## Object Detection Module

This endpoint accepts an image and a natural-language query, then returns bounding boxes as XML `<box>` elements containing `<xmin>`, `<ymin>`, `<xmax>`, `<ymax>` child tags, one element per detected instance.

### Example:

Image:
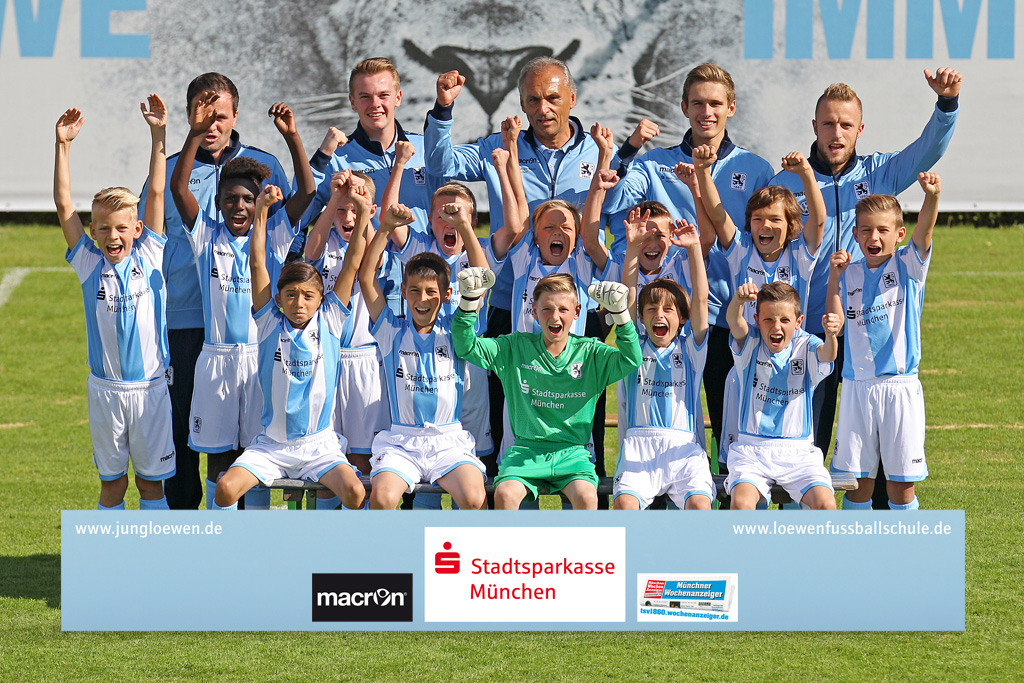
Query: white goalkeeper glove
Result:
<box><xmin>456</xmin><ymin>267</ymin><xmax>495</xmax><ymax>312</ymax></box>
<box><xmin>587</xmin><ymin>281</ymin><xmax>631</xmax><ymax>326</ymax></box>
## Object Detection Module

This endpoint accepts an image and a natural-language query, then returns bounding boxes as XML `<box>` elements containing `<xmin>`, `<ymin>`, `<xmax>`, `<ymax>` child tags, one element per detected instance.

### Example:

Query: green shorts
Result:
<box><xmin>494</xmin><ymin>443</ymin><xmax>599</xmax><ymax>502</ymax></box>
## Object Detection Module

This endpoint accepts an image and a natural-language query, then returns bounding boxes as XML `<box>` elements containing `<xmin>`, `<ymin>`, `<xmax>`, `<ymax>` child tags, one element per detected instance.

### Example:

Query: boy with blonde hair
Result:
<box><xmin>54</xmin><ymin>96</ymin><xmax>173</xmax><ymax>509</ymax></box>
<box><xmin>827</xmin><ymin>173</ymin><xmax>942</xmax><ymax>510</ymax></box>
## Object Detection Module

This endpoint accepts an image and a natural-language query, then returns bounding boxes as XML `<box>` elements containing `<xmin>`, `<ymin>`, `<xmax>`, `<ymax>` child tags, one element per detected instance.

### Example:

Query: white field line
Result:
<box><xmin>0</xmin><ymin>267</ymin><xmax>68</xmax><ymax>309</ymax></box>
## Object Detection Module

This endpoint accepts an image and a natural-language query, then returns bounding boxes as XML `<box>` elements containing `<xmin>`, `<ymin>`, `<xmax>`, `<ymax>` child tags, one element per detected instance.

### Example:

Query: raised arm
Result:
<box><xmin>672</xmin><ymin>221</ymin><xmax>709</xmax><ymax>344</ymax></box>
<box><xmin>620</xmin><ymin>206</ymin><xmax>648</xmax><ymax>324</ymax></box>
<box><xmin>334</xmin><ymin>180</ymin><xmax>373</xmax><ymax>307</ymax></box>
<box><xmin>581</xmin><ymin>122</ymin><xmax>617</xmax><ymax>273</ymax></box>
<box><xmin>380</xmin><ymin>140</ymin><xmax>416</xmax><ymax>250</ymax></box>
<box><xmin>441</xmin><ymin>201</ymin><xmax>488</xmax><ymax>269</ymax></box>
<box><xmin>818</xmin><ymin>309</ymin><xmax>842</xmax><ymax>363</ymax></box>
<box><xmin>490</xmin><ymin>117</ymin><xmax>529</xmax><ymax>259</ymax></box>
<box><xmin>250</xmin><ymin>184</ymin><xmax>285</xmax><ymax>312</ymax></box>
<box><xmin>502</xmin><ymin>115</ymin><xmax>529</xmax><ymax>230</ymax></box>
<box><xmin>171</xmin><ymin>91</ymin><xmax>219</xmax><ymax>230</ymax></box>
<box><xmin>727</xmin><ymin>282</ymin><xmax>758</xmax><ymax>344</ymax></box>
<box><xmin>780</xmin><ymin>151</ymin><xmax>825</xmax><ymax>254</ymax></box>
<box><xmin>913</xmin><ymin>172</ymin><xmax>941</xmax><ymax>259</ymax></box>
<box><xmin>691</xmin><ymin>144</ymin><xmax>738</xmax><ymax>250</ymax></box>
<box><xmin>304</xmin><ymin>171</ymin><xmax>350</xmax><ymax>261</ymax></box>
<box><xmin>673</xmin><ymin>162</ymin><xmax>715</xmax><ymax>258</ymax></box>
<box><xmin>140</xmin><ymin>94</ymin><xmax>168</xmax><ymax>235</ymax></box>
<box><xmin>268</xmin><ymin>103</ymin><xmax>316</xmax><ymax>227</ymax></box>
<box><xmin>53</xmin><ymin>108</ymin><xmax>86</xmax><ymax>249</ymax></box>
<box><xmin>825</xmin><ymin>250</ymin><xmax>849</xmax><ymax>342</ymax></box>
<box><xmin>359</xmin><ymin>203</ymin><xmax>415</xmax><ymax>324</ymax></box>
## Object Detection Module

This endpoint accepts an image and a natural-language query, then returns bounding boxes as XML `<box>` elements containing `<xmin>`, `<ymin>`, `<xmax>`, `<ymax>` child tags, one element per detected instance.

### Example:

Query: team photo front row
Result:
<box><xmin>55</xmin><ymin>56</ymin><xmax>961</xmax><ymax>513</ymax></box>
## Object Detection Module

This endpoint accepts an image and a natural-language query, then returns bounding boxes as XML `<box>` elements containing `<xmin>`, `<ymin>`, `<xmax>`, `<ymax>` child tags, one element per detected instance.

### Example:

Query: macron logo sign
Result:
<box><xmin>425</xmin><ymin>527</ymin><xmax>625</xmax><ymax>623</ymax></box>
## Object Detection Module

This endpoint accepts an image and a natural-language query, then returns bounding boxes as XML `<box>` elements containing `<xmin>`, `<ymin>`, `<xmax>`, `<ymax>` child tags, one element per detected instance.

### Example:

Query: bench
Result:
<box><xmin>264</xmin><ymin>471</ymin><xmax>858</xmax><ymax>510</ymax></box>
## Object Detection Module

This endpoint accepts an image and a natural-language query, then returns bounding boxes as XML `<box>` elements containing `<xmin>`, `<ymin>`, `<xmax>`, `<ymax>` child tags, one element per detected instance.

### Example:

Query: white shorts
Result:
<box><xmin>719</xmin><ymin>367</ymin><xmax>740</xmax><ymax>465</ymax></box>
<box><xmin>232</xmin><ymin>429</ymin><xmax>355</xmax><ymax>485</ymax></box>
<box><xmin>613</xmin><ymin>428</ymin><xmax>715</xmax><ymax>508</ymax></box>
<box><xmin>832</xmin><ymin>375</ymin><xmax>928</xmax><ymax>482</ymax></box>
<box><xmin>334</xmin><ymin>346</ymin><xmax>391</xmax><ymax>454</ymax></box>
<box><xmin>88</xmin><ymin>374</ymin><xmax>175</xmax><ymax>481</ymax></box>
<box><xmin>189</xmin><ymin>343</ymin><xmax>262</xmax><ymax>453</ymax></box>
<box><xmin>462</xmin><ymin>363</ymin><xmax>493</xmax><ymax>456</ymax></box>
<box><xmin>725</xmin><ymin>435</ymin><xmax>833</xmax><ymax>505</ymax></box>
<box><xmin>370</xmin><ymin>422</ymin><xmax>484</xmax><ymax>494</ymax></box>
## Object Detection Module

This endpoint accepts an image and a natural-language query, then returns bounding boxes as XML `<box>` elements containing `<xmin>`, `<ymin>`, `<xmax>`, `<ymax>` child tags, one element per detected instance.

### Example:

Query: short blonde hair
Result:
<box><xmin>682</xmin><ymin>63</ymin><xmax>735</xmax><ymax>104</ymax></box>
<box><xmin>92</xmin><ymin>187</ymin><xmax>139</xmax><ymax>220</ymax></box>
<box><xmin>855</xmin><ymin>194</ymin><xmax>904</xmax><ymax>229</ymax></box>
<box><xmin>532</xmin><ymin>273</ymin><xmax>577</xmax><ymax>303</ymax></box>
<box><xmin>816</xmin><ymin>83</ymin><xmax>863</xmax><ymax>118</ymax></box>
<box><xmin>531</xmin><ymin>199</ymin><xmax>582</xmax><ymax>235</ymax></box>
<box><xmin>349</xmin><ymin>57</ymin><xmax>401</xmax><ymax>93</ymax></box>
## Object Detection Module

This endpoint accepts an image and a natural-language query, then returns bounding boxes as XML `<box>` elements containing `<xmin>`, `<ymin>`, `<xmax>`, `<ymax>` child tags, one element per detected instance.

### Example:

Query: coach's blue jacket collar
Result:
<box><xmin>195</xmin><ymin>130</ymin><xmax>243</xmax><ymax>166</ymax></box>
<box><xmin>679</xmin><ymin>129</ymin><xmax>737</xmax><ymax>158</ymax></box>
<box><xmin>807</xmin><ymin>142</ymin><xmax>858</xmax><ymax>179</ymax></box>
<box><xmin>523</xmin><ymin>116</ymin><xmax>587</xmax><ymax>152</ymax></box>
<box><xmin>350</xmin><ymin>120</ymin><xmax>412</xmax><ymax>157</ymax></box>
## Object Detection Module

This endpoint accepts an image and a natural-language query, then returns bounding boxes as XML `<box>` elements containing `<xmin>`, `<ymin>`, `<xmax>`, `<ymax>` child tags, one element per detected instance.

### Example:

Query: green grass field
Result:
<box><xmin>1</xmin><ymin>224</ymin><xmax>1022</xmax><ymax>682</ymax></box>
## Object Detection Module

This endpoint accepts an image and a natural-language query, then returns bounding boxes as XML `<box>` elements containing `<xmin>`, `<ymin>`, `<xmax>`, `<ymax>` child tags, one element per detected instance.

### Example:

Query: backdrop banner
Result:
<box><xmin>62</xmin><ymin>509</ymin><xmax>965</xmax><ymax>631</ymax></box>
<box><xmin>0</xmin><ymin>1</ymin><xmax>1018</xmax><ymax>212</ymax></box>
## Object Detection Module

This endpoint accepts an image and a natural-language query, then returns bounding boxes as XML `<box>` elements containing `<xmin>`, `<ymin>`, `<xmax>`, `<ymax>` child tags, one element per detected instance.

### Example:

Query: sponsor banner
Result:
<box><xmin>0</xmin><ymin>1</ymin><xmax>1019</xmax><ymax>212</ymax></box>
<box><xmin>61</xmin><ymin>510</ymin><xmax>964</xmax><ymax>631</ymax></box>
<box><xmin>424</xmin><ymin>527</ymin><xmax>625</xmax><ymax>622</ymax></box>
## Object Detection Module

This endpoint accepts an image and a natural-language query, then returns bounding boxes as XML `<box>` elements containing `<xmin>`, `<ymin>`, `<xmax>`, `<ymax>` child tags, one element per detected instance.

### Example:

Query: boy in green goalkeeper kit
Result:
<box><xmin>452</xmin><ymin>271</ymin><xmax>641</xmax><ymax>509</ymax></box>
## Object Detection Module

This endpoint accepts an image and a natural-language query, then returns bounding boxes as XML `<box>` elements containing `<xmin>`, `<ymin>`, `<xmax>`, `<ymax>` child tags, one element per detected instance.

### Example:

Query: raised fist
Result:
<box><xmin>436</xmin><ymin>71</ymin><xmax>466</xmax><ymax>107</ymax></box>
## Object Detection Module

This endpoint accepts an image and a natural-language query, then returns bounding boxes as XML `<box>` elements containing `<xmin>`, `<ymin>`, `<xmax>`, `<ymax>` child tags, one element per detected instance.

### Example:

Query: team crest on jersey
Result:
<box><xmin>192</xmin><ymin>417</ymin><xmax>202</xmax><ymax>433</ymax></box>
<box><xmin>309</xmin><ymin>330</ymin><xmax>320</xmax><ymax>343</ymax></box>
<box><xmin>579</xmin><ymin>161</ymin><xmax>595</xmax><ymax>179</ymax></box>
<box><xmin>130</xmin><ymin>265</ymin><xmax>143</xmax><ymax>280</ymax></box>
<box><xmin>794</xmin><ymin>192</ymin><xmax>809</xmax><ymax>216</ymax></box>
<box><xmin>165</xmin><ymin>366</ymin><xmax>174</xmax><ymax>385</ymax></box>
<box><xmin>96</xmin><ymin>286</ymin><xmax>106</xmax><ymax>300</ymax></box>
<box><xmin>672</xmin><ymin>353</ymin><xmax>684</xmax><ymax>368</ymax></box>
<box><xmin>412</xmin><ymin>167</ymin><xmax>427</xmax><ymax>185</ymax></box>
<box><xmin>776</xmin><ymin>266</ymin><xmax>791</xmax><ymax>282</ymax></box>
<box><xmin>882</xmin><ymin>272</ymin><xmax>898</xmax><ymax>289</ymax></box>
<box><xmin>791</xmin><ymin>358</ymin><xmax>805</xmax><ymax>375</ymax></box>
<box><xmin>435</xmin><ymin>345</ymin><xmax>449</xmax><ymax>360</ymax></box>
<box><xmin>570</xmin><ymin>362</ymin><xmax>583</xmax><ymax>378</ymax></box>
<box><xmin>730</xmin><ymin>172</ymin><xmax>746</xmax><ymax>190</ymax></box>
<box><xmin>854</xmin><ymin>181</ymin><xmax>870</xmax><ymax>199</ymax></box>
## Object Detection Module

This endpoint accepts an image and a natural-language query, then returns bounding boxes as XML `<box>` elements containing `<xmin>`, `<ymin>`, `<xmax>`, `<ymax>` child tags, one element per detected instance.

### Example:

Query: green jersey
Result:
<box><xmin>453</xmin><ymin>310</ymin><xmax>642</xmax><ymax>450</ymax></box>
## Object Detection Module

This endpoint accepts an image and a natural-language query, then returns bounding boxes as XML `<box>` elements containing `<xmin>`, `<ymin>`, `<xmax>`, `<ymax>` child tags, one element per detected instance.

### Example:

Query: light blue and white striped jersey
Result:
<box><xmin>186</xmin><ymin>211</ymin><xmax>297</xmax><ymax>346</ymax></box>
<box><xmin>373</xmin><ymin>307</ymin><xmax>464</xmax><ymax>428</ymax></box>
<box><xmin>504</xmin><ymin>229</ymin><xmax>594</xmax><ymax>335</ymax></box>
<box><xmin>839</xmin><ymin>245</ymin><xmax>930</xmax><ymax>381</ymax></box>
<box><xmin>720</xmin><ymin>232</ymin><xmax>818</xmax><ymax>328</ymax></box>
<box><xmin>67</xmin><ymin>229</ymin><xmax>169</xmax><ymax>382</ymax></box>
<box><xmin>394</xmin><ymin>229</ymin><xmax>499</xmax><ymax>336</ymax></box>
<box><xmin>623</xmin><ymin>328</ymin><xmax>707</xmax><ymax>434</ymax></box>
<box><xmin>601</xmin><ymin>249</ymin><xmax>695</xmax><ymax>296</ymax></box>
<box><xmin>309</xmin><ymin>227</ymin><xmax>396</xmax><ymax>349</ymax></box>
<box><xmin>254</xmin><ymin>293</ymin><xmax>350</xmax><ymax>442</ymax></box>
<box><xmin>731</xmin><ymin>329</ymin><xmax>831</xmax><ymax>440</ymax></box>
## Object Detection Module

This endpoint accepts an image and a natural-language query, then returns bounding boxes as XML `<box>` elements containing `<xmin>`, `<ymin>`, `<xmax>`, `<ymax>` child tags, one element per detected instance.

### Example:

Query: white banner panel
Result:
<box><xmin>0</xmin><ymin>0</ymin><xmax>1018</xmax><ymax>211</ymax></box>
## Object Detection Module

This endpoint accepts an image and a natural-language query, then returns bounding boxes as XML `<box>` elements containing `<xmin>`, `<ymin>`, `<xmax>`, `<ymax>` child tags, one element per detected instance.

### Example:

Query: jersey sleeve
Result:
<box><xmin>804</xmin><ymin>334</ymin><xmax>832</xmax><ymax>387</ymax></box>
<box><xmin>721</xmin><ymin>229</ymin><xmax>751</xmax><ymax>279</ymax></box>
<box><xmin>394</xmin><ymin>230</ymin><xmax>432</xmax><ymax>264</ymax></box>
<box><xmin>451</xmin><ymin>308</ymin><xmax>505</xmax><ymax>371</ymax></box>
<box><xmin>872</xmin><ymin>101</ymin><xmax>958</xmax><ymax>195</ymax></box>
<box><xmin>423</xmin><ymin>110</ymin><xmax>489</xmax><ymax>182</ymax></box>
<box><xmin>254</xmin><ymin>298</ymin><xmax>284</xmax><ymax>341</ymax></box>
<box><xmin>683</xmin><ymin>322</ymin><xmax>709</xmax><ymax>379</ymax></box>
<box><xmin>134</xmin><ymin>227</ymin><xmax>168</xmax><ymax>270</ymax></box>
<box><xmin>266</xmin><ymin>209</ymin><xmax>301</xmax><ymax>263</ymax></box>
<box><xmin>66</xmin><ymin>233</ymin><xmax>102</xmax><ymax>284</ymax></box>
<box><xmin>593</xmin><ymin>319</ymin><xmax>643</xmax><ymax>385</ymax></box>
<box><xmin>320</xmin><ymin>291</ymin><xmax>353</xmax><ymax>337</ymax></box>
<box><xmin>370</xmin><ymin>305</ymin><xmax>401</xmax><ymax>357</ymax></box>
<box><xmin>730</xmin><ymin>329</ymin><xmax>759</xmax><ymax>369</ymax></box>
<box><xmin>898</xmin><ymin>242</ymin><xmax>931</xmax><ymax>282</ymax></box>
<box><xmin>185</xmin><ymin>212</ymin><xmax>216</xmax><ymax>258</ymax></box>
<box><xmin>602</xmin><ymin>155</ymin><xmax>652</xmax><ymax>214</ymax></box>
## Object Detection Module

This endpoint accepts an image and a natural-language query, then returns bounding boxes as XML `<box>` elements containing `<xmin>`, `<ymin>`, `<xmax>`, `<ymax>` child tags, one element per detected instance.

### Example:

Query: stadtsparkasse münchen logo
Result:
<box><xmin>311</xmin><ymin>573</ymin><xmax>412</xmax><ymax>622</ymax></box>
